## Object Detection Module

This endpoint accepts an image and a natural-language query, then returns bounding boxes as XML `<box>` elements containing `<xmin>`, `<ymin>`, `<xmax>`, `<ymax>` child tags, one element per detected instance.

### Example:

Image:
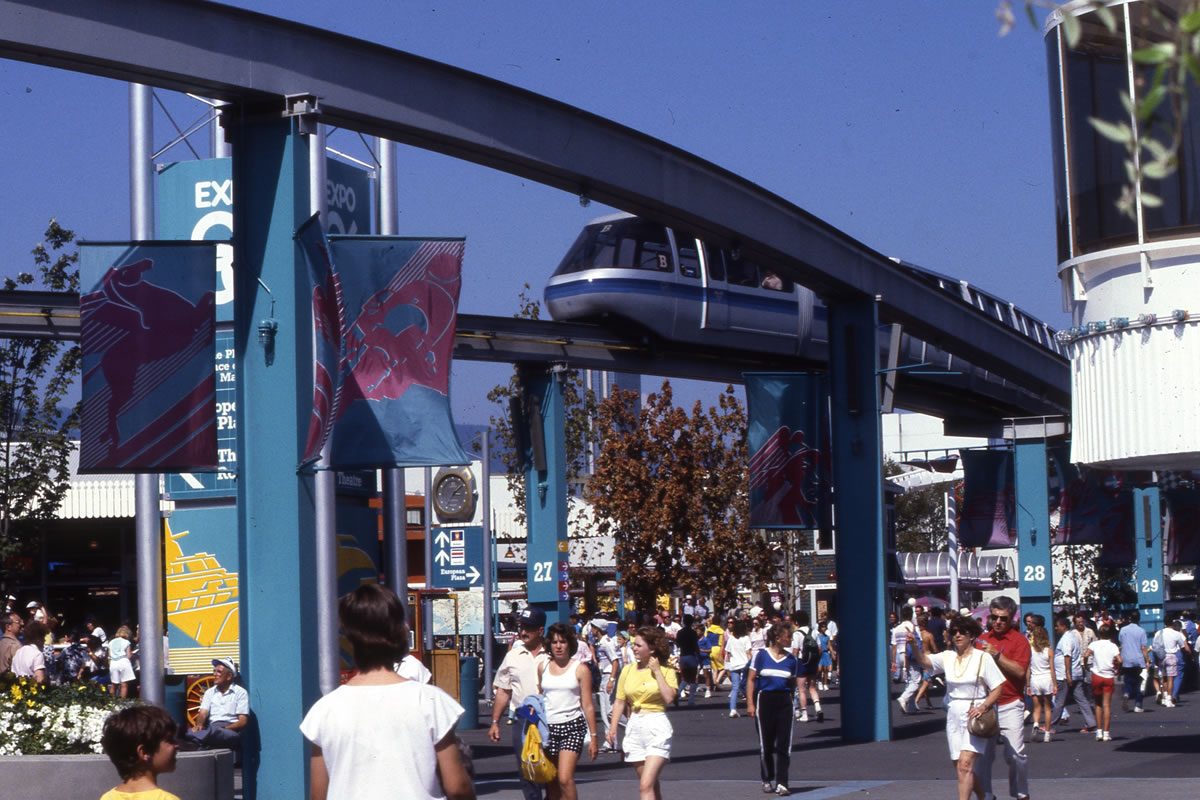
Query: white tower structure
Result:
<box><xmin>1046</xmin><ymin>1</ymin><xmax>1200</xmax><ymax>469</ymax></box>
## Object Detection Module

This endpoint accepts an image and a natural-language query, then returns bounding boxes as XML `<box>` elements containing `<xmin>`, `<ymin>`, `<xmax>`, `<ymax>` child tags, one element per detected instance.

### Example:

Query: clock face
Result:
<box><xmin>436</xmin><ymin>474</ymin><xmax>469</xmax><ymax>514</ymax></box>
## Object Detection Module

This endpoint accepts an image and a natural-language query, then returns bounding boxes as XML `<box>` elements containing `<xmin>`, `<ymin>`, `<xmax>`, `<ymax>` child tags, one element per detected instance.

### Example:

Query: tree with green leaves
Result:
<box><xmin>885</xmin><ymin>460</ymin><xmax>952</xmax><ymax>553</ymax></box>
<box><xmin>0</xmin><ymin>221</ymin><xmax>81</xmax><ymax>594</ymax></box>
<box><xmin>588</xmin><ymin>381</ymin><xmax>774</xmax><ymax>612</ymax></box>
<box><xmin>1002</xmin><ymin>0</ymin><xmax>1200</xmax><ymax>217</ymax></box>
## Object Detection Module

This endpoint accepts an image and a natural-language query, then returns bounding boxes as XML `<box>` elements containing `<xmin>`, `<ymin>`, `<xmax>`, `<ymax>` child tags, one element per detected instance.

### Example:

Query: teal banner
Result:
<box><xmin>745</xmin><ymin>372</ymin><xmax>826</xmax><ymax>529</ymax></box>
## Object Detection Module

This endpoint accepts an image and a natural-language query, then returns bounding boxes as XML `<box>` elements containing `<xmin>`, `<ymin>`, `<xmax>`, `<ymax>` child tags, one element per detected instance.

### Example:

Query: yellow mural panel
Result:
<box><xmin>164</xmin><ymin>520</ymin><xmax>240</xmax><ymax>648</ymax></box>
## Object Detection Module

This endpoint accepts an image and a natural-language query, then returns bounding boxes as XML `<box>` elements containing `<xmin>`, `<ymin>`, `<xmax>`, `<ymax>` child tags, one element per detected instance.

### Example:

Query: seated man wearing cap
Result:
<box><xmin>184</xmin><ymin>657</ymin><xmax>249</xmax><ymax>754</ymax></box>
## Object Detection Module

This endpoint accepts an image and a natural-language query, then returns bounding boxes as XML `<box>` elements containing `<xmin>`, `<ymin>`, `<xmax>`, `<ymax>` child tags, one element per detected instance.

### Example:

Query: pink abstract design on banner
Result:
<box><xmin>80</xmin><ymin>256</ymin><xmax>216</xmax><ymax>471</ymax></box>
<box><xmin>337</xmin><ymin>242</ymin><xmax>462</xmax><ymax>414</ymax></box>
<box><xmin>749</xmin><ymin>425</ymin><xmax>821</xmax><ymax>527</ymax></box>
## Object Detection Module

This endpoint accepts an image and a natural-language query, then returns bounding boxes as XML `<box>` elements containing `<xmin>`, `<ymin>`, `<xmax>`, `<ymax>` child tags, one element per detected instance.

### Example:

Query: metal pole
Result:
<box><xmin>310</xmin><ymin>124</ymin><xmax>339</xmax><ymax>696</ymax></box>
<box><xmin>481</xmin><ymin>431</ymin><xmax>494</xmax><ymax>701</ymax></box>
<box><xmin>946</xmin><ymin>488</ymin><xmax>959</xmax><ymax>611</ymax></box>
<box><xmin>130</xmin><ymin>82</ymin><xmax>164</xmax><ymax>707</ymax></box>
<box><xmin>423</xmin><ymin>466</ymin><xmax>434</xmax><ymax>651</ymax></box>
<box><xmin>377</xmin><ymin>137</ymin><xmax>408</xmax><ymax>615</ymax></box>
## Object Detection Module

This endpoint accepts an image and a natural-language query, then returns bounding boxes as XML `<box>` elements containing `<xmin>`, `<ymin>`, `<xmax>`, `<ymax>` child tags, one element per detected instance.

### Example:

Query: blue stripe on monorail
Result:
<box><xmin>545</xmin><ymin>276</ymin><xmax>811</xmax><ymax>316</ymax></box>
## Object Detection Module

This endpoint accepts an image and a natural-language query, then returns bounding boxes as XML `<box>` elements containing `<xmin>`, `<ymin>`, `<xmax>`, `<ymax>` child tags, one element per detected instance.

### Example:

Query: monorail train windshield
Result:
<box><xmin>553</xmin><ymin>218</ymin><xmax>674</xmax><ymax>276</ymax></box>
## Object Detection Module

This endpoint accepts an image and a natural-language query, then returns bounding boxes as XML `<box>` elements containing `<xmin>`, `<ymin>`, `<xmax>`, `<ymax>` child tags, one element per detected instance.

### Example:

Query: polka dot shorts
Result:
<box><xmin>544</xmin><ymin>715</ymin><xmax>587</xmax><ymax>756</ymax></box>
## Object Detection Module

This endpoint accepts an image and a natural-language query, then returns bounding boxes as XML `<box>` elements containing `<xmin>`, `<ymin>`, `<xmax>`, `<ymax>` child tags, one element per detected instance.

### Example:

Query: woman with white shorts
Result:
<box><xmin>607</xmin><ymin>626</ymin><xmax>677</xmax><ymax>800</ymax></box>
<box><xmin>106</xmin><ymin>625</ymin><xmax>137</xmax><ymax>698</ymax></box>
<box><xmin>912</xmin><ymin>615</ymin><xmax>1005</xmax><ymax>800</ymax></box>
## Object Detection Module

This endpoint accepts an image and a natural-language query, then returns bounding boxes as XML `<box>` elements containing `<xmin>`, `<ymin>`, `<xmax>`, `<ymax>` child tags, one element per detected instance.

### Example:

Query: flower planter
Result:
<box><xmin>0</xmin><ymin>749</ymin><xmax>233</xmax><ymax>800</ymax></box>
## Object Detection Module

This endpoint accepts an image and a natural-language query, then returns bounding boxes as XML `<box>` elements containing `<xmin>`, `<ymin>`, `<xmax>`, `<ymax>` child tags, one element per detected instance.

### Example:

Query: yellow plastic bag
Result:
<box><xmin>519</xmin><ymin>723</ymin><xmax>557</xmax><ymax>785</ymax></box>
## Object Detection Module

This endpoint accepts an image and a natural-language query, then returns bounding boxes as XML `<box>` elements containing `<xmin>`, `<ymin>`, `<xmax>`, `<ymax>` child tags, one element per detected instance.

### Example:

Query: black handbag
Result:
<box><xmin>966</xmin><ymin>654</ymin><xmax>999</xmax><ymax>737</ymax></box>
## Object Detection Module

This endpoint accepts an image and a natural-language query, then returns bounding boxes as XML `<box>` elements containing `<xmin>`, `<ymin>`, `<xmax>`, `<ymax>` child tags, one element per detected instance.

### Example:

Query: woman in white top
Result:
<box><xmin>1083</xmin><ymin>624</ymin><xmax>1121</xmax><ymax>742</ymax></box>
<box><xmin>106</xmin><ymin>625</ymin><xmax>136</xmax><ymax>698</ymax></box>
<box><xmin>724</xmin><ymin>619</ymin><xmax>752</xmax><ymax>717</ymax></box>
<box><xmin>1025</xmin><ymin>624</ymin><xmax>1056</xmax><ymax>741</ymax></box>
<box><xmin>11</xmin><ymin>620</ymin><xmax>48</xmax><ymax>684</ymax></box>
<box><xmin>538</xmin><ymin>622</ymin><xmax>598</xmax><ymax>800</ymax></box>
<box><xmin>911</xmin><ymin>615</ymin><xmax>1005</xmax><ymax>800</ymax></box>
<box><xmin>300</xmin><ymin>584</ymin><xmax>473</xmax><ymax>800</ymax></box>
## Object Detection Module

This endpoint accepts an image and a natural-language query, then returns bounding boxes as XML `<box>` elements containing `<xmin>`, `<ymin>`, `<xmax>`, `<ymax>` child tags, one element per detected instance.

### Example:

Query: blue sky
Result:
<box><xmin>0</xmin><ymin>2</ymin><xmax>1058</xmax><ymax>424</ymax></box>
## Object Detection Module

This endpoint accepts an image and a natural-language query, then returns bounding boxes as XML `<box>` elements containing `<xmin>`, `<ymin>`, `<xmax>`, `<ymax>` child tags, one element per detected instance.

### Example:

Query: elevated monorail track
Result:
<box><xmin>0</xmin><ymin>290</ymin><xmax>1057</xmax><ymax>425</ymax></box>
<box><xmin>0</xmin><ymin>0</ymin><xmax>1068</xmax><ymax>414</ymax></box>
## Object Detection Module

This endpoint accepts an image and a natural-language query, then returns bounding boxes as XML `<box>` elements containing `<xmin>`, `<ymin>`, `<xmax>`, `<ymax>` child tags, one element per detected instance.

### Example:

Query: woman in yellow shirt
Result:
<box><xmin>606</xmin><ymin>627</ymin><xmax>678</xmax><ymax>800</ymax></box>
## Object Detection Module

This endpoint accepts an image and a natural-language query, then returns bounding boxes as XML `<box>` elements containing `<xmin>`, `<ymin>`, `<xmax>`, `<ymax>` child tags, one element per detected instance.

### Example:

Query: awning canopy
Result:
<box><xmin>894</xmin><ymin>551</ymin><xmax>1015</xmax><ymax>589</ymax></box>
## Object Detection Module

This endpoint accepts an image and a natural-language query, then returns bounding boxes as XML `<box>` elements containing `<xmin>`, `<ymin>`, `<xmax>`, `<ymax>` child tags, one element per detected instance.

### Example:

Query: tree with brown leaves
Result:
<box><xmin>588</xmin><ymin>380</ymin><xmax>774</xmax><ymax>612</ymax></box>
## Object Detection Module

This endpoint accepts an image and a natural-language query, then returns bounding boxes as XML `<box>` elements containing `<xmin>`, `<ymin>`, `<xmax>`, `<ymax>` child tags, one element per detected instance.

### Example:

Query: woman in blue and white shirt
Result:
<box><xmin>746</xmin><ymin>623</ymin><xmax>798</xmax><ymax>796</ymax></box>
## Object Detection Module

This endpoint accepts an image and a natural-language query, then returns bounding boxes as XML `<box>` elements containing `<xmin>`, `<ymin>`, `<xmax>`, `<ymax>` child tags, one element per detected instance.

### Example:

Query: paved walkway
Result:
<box><xmin>460</xmin><ymin>684</ymin><xmax>1200</xmax><ymax>799</ymax></box>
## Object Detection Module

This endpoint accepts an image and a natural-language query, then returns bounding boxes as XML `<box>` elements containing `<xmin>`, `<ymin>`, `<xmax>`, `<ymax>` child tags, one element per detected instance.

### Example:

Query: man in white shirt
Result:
<box><xmin>890</xmin><ymin>606</ymin><xmax>919</xmax><ymax>714</ymax></box>
<box><xmin>185</xmin><ymin>657</ymin><xmax>250</xmax><ymax>755</ymax></box>
<box><xmin>1050</xmin><ymin>614</ymin><xmax>1096</xmax><ymax>731</ymax></box>
<box><xmin>488</xmin><ymin>606</ymin><xmax>549</xmax><ymax>800</ymax></box>
<box><xmin>1162</xmin><ymin>619</ymin><xmax>1193</xmax><ymax>706</ymax></box>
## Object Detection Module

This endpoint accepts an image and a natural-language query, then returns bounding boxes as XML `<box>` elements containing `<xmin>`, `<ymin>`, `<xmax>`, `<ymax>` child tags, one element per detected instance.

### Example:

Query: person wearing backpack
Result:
<box><xmin>789</xmin><ymin>610</ymin><xmax>823</xmax><ymax>722</ymax></box>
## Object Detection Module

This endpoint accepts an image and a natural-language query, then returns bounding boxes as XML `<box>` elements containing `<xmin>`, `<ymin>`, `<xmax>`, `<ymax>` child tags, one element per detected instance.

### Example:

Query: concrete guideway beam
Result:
<box><xmin>0</xmin><ymin>0</ymin><xmax>1067</xmax><ymax>408</ymax></box>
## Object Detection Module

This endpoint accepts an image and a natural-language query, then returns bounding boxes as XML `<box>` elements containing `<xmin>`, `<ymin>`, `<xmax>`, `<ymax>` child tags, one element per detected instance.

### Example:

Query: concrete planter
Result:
<box><xmin>0</xmin><ymin>749</ymin><xmax>234</xmax><ymax>800</ymax></box>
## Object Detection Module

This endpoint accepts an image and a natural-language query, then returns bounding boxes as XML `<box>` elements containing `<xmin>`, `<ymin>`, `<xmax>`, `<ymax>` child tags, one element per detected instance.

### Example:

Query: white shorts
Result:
<box><xmin>1028</xmin><ymin>673</ymin><xmax>1054</xmax><ymax>696</ymax></box>
<box><xmin>109</xmin><ymin>657</ymin><xmax>136</xmax><ymax>684</ymax></box>
<box><xmin>623</xmin><ymin>711</ymin><xmax>672</xmax><ymax>762</ymax></box>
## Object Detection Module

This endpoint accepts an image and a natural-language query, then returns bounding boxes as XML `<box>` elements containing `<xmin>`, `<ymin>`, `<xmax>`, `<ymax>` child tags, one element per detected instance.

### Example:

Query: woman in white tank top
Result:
<box><xmin>539</xmin><ymin>622</ymin><xmax>598</xmax><ymax>800</ymax></box>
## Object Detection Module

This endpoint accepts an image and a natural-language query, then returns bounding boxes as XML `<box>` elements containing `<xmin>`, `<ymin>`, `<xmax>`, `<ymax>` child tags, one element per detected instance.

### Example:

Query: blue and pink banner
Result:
<box><xmin>79</xmin><ymin>242</ymin><xmax>217</xmax><ymax>472</ymax></box>
<box><xmin>296</xmin><ymin>215</ymin><xmax>345</xmax><ymax>465</ymax></box>
<box><xmin>297</xmin><ymin>230</ymin><xmax>469</xmax><ymax>469</ymax></box>
<box><xmin>959</xmin><ymin>450</ymin><xmax>1014</xmax><ymax>547</ymax></box>
<box><xmin>1057</xmin><ymin>467</ymin><xmax>1133</xmax><ymax>546</ymax></box>
<box><xmin>745</xmin><ymin>372</ymin><xmax>826</xmax><ymax>529</ymax></box>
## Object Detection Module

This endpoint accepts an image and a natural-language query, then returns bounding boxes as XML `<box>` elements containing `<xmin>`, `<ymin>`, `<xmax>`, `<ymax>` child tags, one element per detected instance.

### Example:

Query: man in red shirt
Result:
<box><xmin>975</xmin><ymin>595</ymin><xmax>1032</xmax><ymax>800</ymax></box>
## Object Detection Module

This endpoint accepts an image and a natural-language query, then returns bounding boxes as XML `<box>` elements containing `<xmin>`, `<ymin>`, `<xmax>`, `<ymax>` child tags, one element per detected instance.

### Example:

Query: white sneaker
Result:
<box><xmin>729</xmin><ymin>709</ymin><xmax>739</xmax><ymax>718</ymax></box>
<box><xmin>794</xmin><ymin>710</ymin><xmax>802</xmax><ymax>721</ymax></box>
<box><xmin>704</xmin><ymin>688</ymin><xmax>712</xmax><ymax>699</ymax></box>
<box><xmin>1043</xmin><ymin>730</ymin><xmax>1051</xmax><ymax>743</ymax></box>
<box><xmin>799</xmin><ymin>711</ymin><xmax>809</xmax><ymax>722</ymax></box>
<box><xmin>1102</xmin><ymin>730</ymin><xmax>1112</xmax><ymax>741</ymax></box>
<box><xmin>1095</xmin><ymin>730</ymin><xmax>1103</xmax><ymax>741</ymax></box>
<box><xmin>1133</xmin><ymin>706</ymin><xmax>1144</xmax><ymax>713</ymax></box>
<box><xmin>1061</xmin><ymin>712</ymin><xmax>1071</xmax><ymax>722</ymax></box>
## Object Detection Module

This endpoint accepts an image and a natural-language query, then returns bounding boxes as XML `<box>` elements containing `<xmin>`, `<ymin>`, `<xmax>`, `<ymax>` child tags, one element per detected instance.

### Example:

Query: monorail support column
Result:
<box><xmin>827</xmin><ymin>296</ymin><xmax>889</xmax><ymax>743</ymax></box>
<box><xmin>1133</xmin><ymin>486</ymin><xmax>1164</xmax><ymax>632</ymax></box>
<box><xmin>230</xmin><ymin>106</ymin><xmax>320</xmax><ymax>800</ymax></box>
<box><xmin>519</xmin><ymin>363</ymin><xmax>570</xmax><ymax>628</ymax></box>
<box><xmin>1009</xmin><ymin>418</ymin><xmax>1062</xmax><ymax>637</ymax></box>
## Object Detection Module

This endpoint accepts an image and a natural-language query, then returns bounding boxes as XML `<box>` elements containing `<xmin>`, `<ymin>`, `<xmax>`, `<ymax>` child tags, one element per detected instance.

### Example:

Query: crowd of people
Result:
<box><xmin>0</xmin><ymin>596</ymin><xmax>144</xmax><ymax>695</ymax></box>
<box><xmin>896</xmin><ymin>597</ymin><xmax>1198</xmax><ymax>800</ymax></box>
<box><xmin>490</xmin><ymin>600</ymin><xmax>841</xmax><ymax>799</ymax></box>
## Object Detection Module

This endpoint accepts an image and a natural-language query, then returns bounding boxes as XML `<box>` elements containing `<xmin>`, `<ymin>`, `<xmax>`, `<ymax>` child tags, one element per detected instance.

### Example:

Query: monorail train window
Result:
<box><xmin>674</xmin><ymin>231</ymin><xmax>701</xmax><ymax>278</ymax></box>
<box><xmin>552</xmin><ymin>218</ymin><xmax>674</xmax><ymax>275</ymax></box>
<box><xmin>725</xmin><ymin>254</ymin><xmax>757</xmax><ymax>287</ymax></box>
<box><xmin>702</xmin><ymin>244</ymin><xmax>726</xmax><ymax>281</ymax></box>
<box><xmin>757</xmin><ymin>267</ymin><xmax>793</xmax><ymax>293</ymax></box>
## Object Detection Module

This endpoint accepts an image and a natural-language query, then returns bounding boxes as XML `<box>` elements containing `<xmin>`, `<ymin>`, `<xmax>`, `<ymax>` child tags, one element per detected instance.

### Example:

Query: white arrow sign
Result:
<box><xmin>434</xmin><ymin>550</ymin><xmax>450</xmax><ymax>565</ymax></box>
<box><xmin>435</xmin><ymin>530</ymin><xmax>451</xmax><ymax>547</ymax></box>
<box><xmin>466</xmin><ymin>566</ymin><xmax>480</xmax><ymax>584</ymax></box>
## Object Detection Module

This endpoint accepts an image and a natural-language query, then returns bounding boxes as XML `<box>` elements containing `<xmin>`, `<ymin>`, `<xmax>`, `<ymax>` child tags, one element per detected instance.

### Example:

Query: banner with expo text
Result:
<box><xmin>78</xmin><ymin>242</ymin><xmax>217</xmax><ymax>472</ymax></box>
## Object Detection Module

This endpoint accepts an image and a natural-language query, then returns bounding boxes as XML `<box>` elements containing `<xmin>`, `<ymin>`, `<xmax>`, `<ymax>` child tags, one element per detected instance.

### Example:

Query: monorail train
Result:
<box><xmin>544</xmin><ymin>213</ymin><xmax>1065</xmax><ymax>415</ymax></box>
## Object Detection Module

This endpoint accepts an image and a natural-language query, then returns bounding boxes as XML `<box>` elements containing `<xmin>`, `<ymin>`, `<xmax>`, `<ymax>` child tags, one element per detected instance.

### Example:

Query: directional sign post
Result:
<box><xmin>431</xmin><ymin>525</ymin><xmax>485</xmax><ymax>589</ymax></box>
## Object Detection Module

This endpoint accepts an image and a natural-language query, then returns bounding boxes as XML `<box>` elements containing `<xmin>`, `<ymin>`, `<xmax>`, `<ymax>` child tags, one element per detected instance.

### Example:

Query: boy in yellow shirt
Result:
<box><xmin>99</xmin><ymin>705</ymin><xmax>182</xmax><ymax>800</ymax></box>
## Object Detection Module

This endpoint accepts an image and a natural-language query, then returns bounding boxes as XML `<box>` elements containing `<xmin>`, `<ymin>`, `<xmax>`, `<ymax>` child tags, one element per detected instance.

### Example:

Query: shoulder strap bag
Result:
<box><xmin>966</xmin><ymin>652</ymin><xmax>999</xmax><ymax>738</ymax></box>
